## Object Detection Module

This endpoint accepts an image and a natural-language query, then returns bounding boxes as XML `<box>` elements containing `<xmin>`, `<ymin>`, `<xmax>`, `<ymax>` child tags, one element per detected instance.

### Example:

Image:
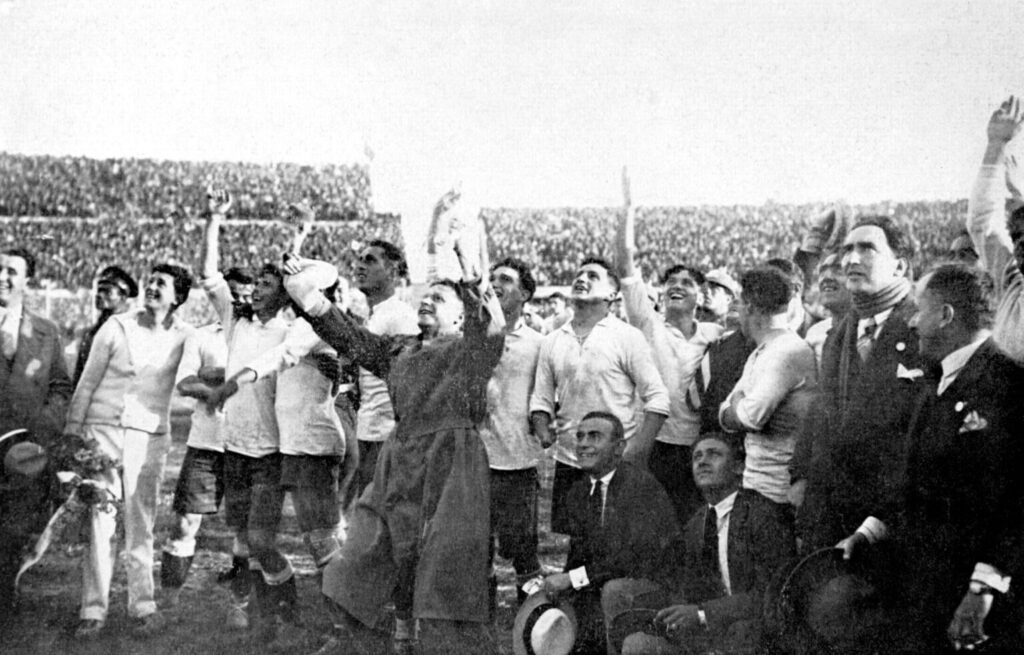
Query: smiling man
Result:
<box><xmin>615</xmin><ymin>200</ymin><xmax>723</xmax><ymax>524</ymax></box>
<box><xmin>614</xmin><ymin>432</ymin><xmax>795</xmax><ymax>655</ymax></box>
<box><xmin>793</xmin><ymin>215</ymin><xmax>925</xmax><ymax>555</ymax></box>
<box><xmin>539</xmin><ymin>411</ymin><xmax>680</xmax><ymax>654</ymax></box>
<box><xmin>530</xmin><ymin>256</ymin><xmax>669</xmax><ymax>535</ymax></box>
<box><xmin>349</xmin><ymin>240</ymin><xmax>418</xmax><ymax>499</ymax></box>
<box><xmin>803</xmin><ymin>252</ymin><xmax>851</xmax><ymax>367</ymax></box>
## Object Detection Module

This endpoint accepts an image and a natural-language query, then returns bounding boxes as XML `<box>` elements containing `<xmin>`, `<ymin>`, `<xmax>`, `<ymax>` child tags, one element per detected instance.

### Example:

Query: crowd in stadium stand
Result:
<box><xmin>0</xmin><ymin>152</ymin><xmax>371</xmax><ymax>221</ymax></box>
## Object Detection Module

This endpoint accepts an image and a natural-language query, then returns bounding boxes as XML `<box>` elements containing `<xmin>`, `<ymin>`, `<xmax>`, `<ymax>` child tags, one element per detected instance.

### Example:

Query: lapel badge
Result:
<box><xmin>895</xmin><ymin>342</ymin><xmax>906</xmax><ymax>352</ymax></box>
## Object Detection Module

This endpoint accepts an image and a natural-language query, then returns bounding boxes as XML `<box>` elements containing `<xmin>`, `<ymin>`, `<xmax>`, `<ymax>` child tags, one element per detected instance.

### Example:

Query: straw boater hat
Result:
<box><xmin>1</xmin><ymin>429</ymin><xmax>48</xmax><ymax>479</ymax></box>
<box><xmin>512</xmin><ymin>591</ymin><xmax>578</xmax><ymax>655</ymax></box>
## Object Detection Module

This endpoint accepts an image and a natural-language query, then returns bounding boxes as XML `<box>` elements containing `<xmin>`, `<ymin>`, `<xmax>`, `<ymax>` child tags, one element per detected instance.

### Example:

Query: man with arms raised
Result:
<box><xmin>530</xmin><ymin>256</ymin><xmax>669</xmax><ymax>534</ymax></box>
<box><xmin>614</xmin><ymin>175</ymin><xmax>723</xmax><ymax>523</ymax></box>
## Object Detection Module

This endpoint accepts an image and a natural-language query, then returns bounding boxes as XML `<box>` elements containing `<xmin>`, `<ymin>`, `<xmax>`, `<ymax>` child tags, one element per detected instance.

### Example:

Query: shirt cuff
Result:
<box><xmin>855</xmin><ymin>516</ymin><xmax>888</xmax><ymax>544</ymax></box>
<box><xmin>568</xmin><ymin>567</ymin><xmax>590</xmax><ymax>590</ymax></box>
<box><xmin>972</xmin><ymin>563</ymin><xmax>1011</xmax><ymax>594</ymax></box>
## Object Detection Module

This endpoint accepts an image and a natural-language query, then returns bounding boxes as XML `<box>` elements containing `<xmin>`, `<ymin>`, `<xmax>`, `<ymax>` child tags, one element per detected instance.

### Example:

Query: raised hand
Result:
<box><xmin>206</xmin><ymin>187</ymin><xmax>233</xmax><ymax>218</ymax></box>
<box><xmin>987</xmin><ymin>96</ymin><xmax>1023</xmax><ymax>146</ymax></box>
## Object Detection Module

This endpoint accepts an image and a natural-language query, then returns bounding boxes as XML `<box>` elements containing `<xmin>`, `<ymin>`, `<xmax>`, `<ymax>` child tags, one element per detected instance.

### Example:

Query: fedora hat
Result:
<box><xmin>513</xmin><ymin>591</ymin><xmax>578</xmax><ymax>655</ymax></box>
<box><xmin>763</xmin><ymin>546</ymin><xmax>892</xmax><ymax>655</ymax></box>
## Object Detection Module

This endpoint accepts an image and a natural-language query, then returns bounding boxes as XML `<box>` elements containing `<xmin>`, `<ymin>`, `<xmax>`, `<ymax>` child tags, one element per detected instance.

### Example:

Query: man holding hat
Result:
<box><xmin>537</xmin><ymin>411</ymin><xmax>680</xmax><ymax>654</ymax></box>
<box><xmin>611</xmin><ymin>432</ymin><xmax>795</xmax><ymax>655</ymax></box>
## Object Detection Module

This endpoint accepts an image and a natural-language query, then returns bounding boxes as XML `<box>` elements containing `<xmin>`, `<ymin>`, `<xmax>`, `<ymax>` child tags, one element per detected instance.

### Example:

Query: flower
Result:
<box><xmin>959</xmin><ymin>410</ymin><xmax>989</xmax><ymax>434</ymax></box>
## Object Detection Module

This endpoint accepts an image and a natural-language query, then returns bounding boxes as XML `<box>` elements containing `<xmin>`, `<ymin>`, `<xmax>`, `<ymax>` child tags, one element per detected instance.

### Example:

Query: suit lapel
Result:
<box><xmin>10</xmin><ymin>310</ymin><xmax>40</xmax><ymax>379</ymax></box>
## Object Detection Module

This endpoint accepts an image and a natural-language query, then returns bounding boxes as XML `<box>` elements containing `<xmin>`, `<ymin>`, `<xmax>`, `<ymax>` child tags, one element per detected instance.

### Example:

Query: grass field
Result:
<box><xmin>4</xmin><ymin>415</ymin><xmax>570</xmax><ymax>654</ymax></box>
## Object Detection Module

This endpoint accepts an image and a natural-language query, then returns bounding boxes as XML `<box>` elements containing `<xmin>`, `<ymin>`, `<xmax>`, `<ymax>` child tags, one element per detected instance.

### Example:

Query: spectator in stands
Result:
<box><xmin>967</xmin><ymin>95</ymin><xmax>1024</xmax><ymax>363</ymax></box>
<box><xmin>793</xmin><ymin>216</ymin><xmax>923</xmax><ymax>554</ymax></box>
<box><xmin>719</xmin><ymin>267</ymin><xmax>817</xmax><ymax>506</ymax></box>
<box><xmin>73</xmin><ymin>266</ymin><xmax>137</xmax><ymax>385</ymax></box>
<box><xmin>538</xmin><ymin>411</ymin><xmax>681</xmax><ymax>655</ymax></box>
<box><xmin>348</xmin><ymin>240</ymin><xmax>419</xmax><ymax>502</ymax></box>
<box><xmin>530</xmin><ymin>257</ymin><xmax>669</xmax><ymax>535</ymax></box>
<box><xmin>478</xmin><ymin>258</ymin><xmax>545</xmax><ymax>610</ymax></box>
<box><xmin>611</xmin><ymin>432</ymin><xmax>795</xmax><ymax>655</ymax></box>
<box><xmin>804</xmin><ymin>252</ymin><xmax>851</xmax><ymax>366</ymax></box>
<box><xmin>615</xmin><ymin>197</ymin><xmax>723</xmax><ymax>524</ymax></box>
<box><xmin>65</xmin><ymin>261</ymin><xmax>195</xmax><ymax>639</ymax></box>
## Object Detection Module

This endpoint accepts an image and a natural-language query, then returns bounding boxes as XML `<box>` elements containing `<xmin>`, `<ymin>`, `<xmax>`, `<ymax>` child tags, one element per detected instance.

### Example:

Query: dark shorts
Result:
<box><xmin>649</xmin><ymin>441</ymin><xmax>702</xmax><ymax>528</ymax></box>
<box><xmin>171</xmin><ymin>447</ymin><xmax>225</xmax><ymax>515</ymax></box>
<box><xmin>550</xmin><ymin>461</ymin><xmax>587</xmax><ymax>535</ymax></box>
<box><xmin>223</xmin><ymin>451</ymin><xmax>284</xmax><ymax>533</ymax></box>
<box><xmin>281</xmin><ymin>454</ymin><xmax>342</xmax><ymax>531</ymax></box>
<box><xmin>489</xmin><ymin>467</ymin><xmax>541</xmax><ymax>576</ymax></box>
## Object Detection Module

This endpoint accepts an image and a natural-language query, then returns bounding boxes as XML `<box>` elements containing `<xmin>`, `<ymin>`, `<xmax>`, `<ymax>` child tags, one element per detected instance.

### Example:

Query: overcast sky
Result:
<box><xmin>2</xmin><ymin>0</ymin><xmax>1023</xmax><ymax>215</ymax></box>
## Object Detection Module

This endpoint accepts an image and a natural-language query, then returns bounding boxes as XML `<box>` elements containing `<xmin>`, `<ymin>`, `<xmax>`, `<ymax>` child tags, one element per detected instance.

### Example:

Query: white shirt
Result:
<box><xmin>711</xmin><ymin>490</ymin><xmax>739</xmax><ymax>596</ymax></box>
<box><xmin>937</xmin><ymin>332</ymin><xmax>990</xmax><ymax>397</ymax></box>
<box><xmin>857</xmin><ymin>308</ymin><xmax>894</xmax><ymax>343</ymax></box>
<box><xmin>620</xmin><ymin>276</ymin><xmax>723</xmax><ymax>446</ymax></box>
<box><xmin>175</xmin><ymin>323</ymin><xmax>227</xmax><ymax>452</ymax></box>
<box><xmin>568</xmin><ymin>468</ymin><xmax>618</xmax><ymax>589</ymax></box>
<box><xmin>0</xmin><ymin>303</ymin><xmax>22</xmax><ymax>358</ymax></box>
<box><xmin>478</xmin><ymin>320</ymin><xmax>544</xmax><ymax>470</ymax></box>
<box><xmin>244</xmin><ymin>316</ymin><xmax>345</xmax><ymax>456</ymax></box>
<box><xmin>720</xmin><ymin>329</ymin><xmax>817</xmax><ymax>504</ymax></box>
<box><xmin>203</xmin><ymin>274</ymin><xmax>289</xmax><ymax>458</ymax></box>
<box><xmin>529</xmin><ymin>315</ymin><xmax>670</xmax><ymax>467</ymax></box>
<box><xmin>804</xmin><ymin>317</ymin><xmax>832</xmax><ymax>369</ymax></box>
<box><xmin>355</xmin><ymin>293</ymin><xmax>420</xmax><ymax>443</ymax></box>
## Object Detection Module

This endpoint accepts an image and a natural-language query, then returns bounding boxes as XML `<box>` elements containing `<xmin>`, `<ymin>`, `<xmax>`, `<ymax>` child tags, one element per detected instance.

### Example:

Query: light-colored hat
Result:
<box><xmin>704</xmin><ymin>268</ymin><xmax>741</xmax><ymax>298</ymax></box>
<box><xmin>512</xmin><ymin>590</ymin><xmax>578</xmax><ymax>655</ymax></box>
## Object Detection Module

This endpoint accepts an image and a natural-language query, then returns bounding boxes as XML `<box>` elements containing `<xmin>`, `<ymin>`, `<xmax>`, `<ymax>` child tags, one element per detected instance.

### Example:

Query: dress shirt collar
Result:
<box><xmin>711</xmin><ymin>489</ymin><xmax>738</xmax><ymax>519</ymax></box>
<box><xmin>590</xmin><ymin>468</ymin><xmax>616</xmax><ymax>491</ymax></box>
<box><xmin>938</xmin><ymin>332</ymin><xmax>991</xmax><ymax>396</ymax></box>
<box><xmin>857</xmin><ymin>307</ymin><xmax>893</xmax><ymax>338</ymax></box>
<box><xmin>557</xmin><ymin>313</ymin><xmax>616</xmax><ymax>337</ymax></box>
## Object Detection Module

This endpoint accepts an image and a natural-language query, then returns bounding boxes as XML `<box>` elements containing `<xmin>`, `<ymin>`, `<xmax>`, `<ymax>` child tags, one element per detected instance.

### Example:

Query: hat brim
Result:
<box><xmin>512</xmin><ymin>590</ymin><xmax>578</xmax><ymax>655</ymax></box>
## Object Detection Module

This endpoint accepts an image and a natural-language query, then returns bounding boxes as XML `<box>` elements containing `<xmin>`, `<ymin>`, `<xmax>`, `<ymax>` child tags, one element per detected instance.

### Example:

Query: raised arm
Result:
<box><xmin>201</xmin><ymin>189</ymin><xmax>234</xmax><ymax>326</ymax></box>
<box><xmin>968</xmin><ymin>96</ymin><xmax>1023</xmax><ymax>291</ymax></box>
<box><xmin>615</xmin><ymin>165</ymin><xmax>640</xmax><ymax>280</ymax></box>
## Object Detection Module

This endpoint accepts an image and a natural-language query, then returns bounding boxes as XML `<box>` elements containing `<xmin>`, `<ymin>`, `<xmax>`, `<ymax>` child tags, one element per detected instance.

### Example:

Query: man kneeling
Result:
<box><xmin>609</xmin><ymin>432</ymin><xmax>795</xmax><ymax>654</ymax></box>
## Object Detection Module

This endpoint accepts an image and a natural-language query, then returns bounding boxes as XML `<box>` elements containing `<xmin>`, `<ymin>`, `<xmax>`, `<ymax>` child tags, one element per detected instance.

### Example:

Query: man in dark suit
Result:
<box><xmin>610</xmin><ymin>432</ymin><xmax>795</xmax><ymax>655</ymax></box>
<box><xmin>864</xmin><ymin>264</ymin><xmax>1024</xmax><ymax>652</ymax></box>
<box><xmin>791</xmin><ymin>216</ymin><xmax>924</xmax><ymax>551</ymax></box>
<box><xmin>539</xmin><ymin>411</ymin><xmax>681</xmax><ymax>654</ymax></box>
<box><xmin>0</xmin><ymin>247</ymin><xmax>73</xmax><ymax>620</ymax></box>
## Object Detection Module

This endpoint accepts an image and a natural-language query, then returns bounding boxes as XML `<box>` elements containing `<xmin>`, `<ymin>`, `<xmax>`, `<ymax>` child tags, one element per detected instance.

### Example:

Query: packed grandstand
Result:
<box><xmin>1</xmin><ymin>151</ymin><xmax>966</xmax><ymax>292</ymax></box>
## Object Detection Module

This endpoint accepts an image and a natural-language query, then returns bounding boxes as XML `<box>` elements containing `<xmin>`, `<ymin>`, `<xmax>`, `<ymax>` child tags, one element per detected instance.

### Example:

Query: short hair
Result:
<box><xmin>923</xmin><ymin>263</ymin><xmax>995</xmax><ymax>333</ymax></box>
<box><xmin>1010</xmin><ymin>205</ymin><xmax>1024</xmax><ymax>228</ymax></box>
<box><xmin>693</xmin><ymin>431</ymin><xmax>746</xmax><ymax>461</ymax></box>
<box><xmin>429</xmin><ymin>278</ymin><xmax>462</xmax><ymax>298</ymax></box>
<box><xmin>258</xmin><ymin>262</ymin><xmax>284</xmax><ymax>281</ymax></box>
<box><xmin>224</xmin><ymin>267</ymin><xmax>254</xmax><ymax>286</ymax></box>
<box><xmin>739</xmin><ymin>266</ymin><xmax>792</xmax><ymax>316</ymax></box>
<box><xmin>367</xmin><ymin>239</ymin><xmax>408</xmax><ymax>280</ymax></box>
<box><xmin>852</xmin><ymin>215</ymin><xmax>914</xmax><ymax>262</ymax></box>
<box><xmin>660</xmin><ymin>264</ymin><xmax>705</xmax><ymax>287</ymax></box>
<box><xmin>579</xmin><ymin>256</ymin><xmax>620</xmax><ymax>292</ymax></box>
<box><xmin>580</xmin><ymin>411</ymin><xmax>625</xmax><ymax>442</ymax></box>
<box><xmin>152</xmin><ymin>263</ymin><xmax>194</xmax><ymax>310</ymax></box>
<box><xmin>491</xmin><ymin>257</ymin><xmax>537</xmax><ymax>301</ymax></box>
<box><xmin>2</xmin><ymin>247</ymin><xmax>35</xmax><ymax>278</ymax></box>
<box><xmin>765</xmin><ymin>257</ymin><xmax>803</xmax><ymax>296</ymax></box>
<box><xmin>817</xmin><ymin>251</ymin><xmax>842</xmax><ymax>273</ymax></box>
<box><xmin>548</xmin><ymin>291</ymin><xmax>567</xmax><ymax>302</ymax></box>
<box><xmin>98</xmin><ymin>265</ymin><xmax>138</xmax><ymax>297</ymax></box>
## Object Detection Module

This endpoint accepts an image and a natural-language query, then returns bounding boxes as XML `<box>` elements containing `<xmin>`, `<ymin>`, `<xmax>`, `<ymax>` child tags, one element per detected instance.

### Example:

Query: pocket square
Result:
<box><xmin>896</xmin><ymin>363</ymin><xmax>924</xmax><ymax>380</ymax></box>
<box><xmin>958</xmin><ymin>410</ymin><xmax>989</xmax><ymax>433</ymax></box>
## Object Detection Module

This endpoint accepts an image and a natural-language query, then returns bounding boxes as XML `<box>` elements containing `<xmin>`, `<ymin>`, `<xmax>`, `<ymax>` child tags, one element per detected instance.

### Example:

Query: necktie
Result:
<box><xmin>702</xmin><ymin>506</ymin><xmax>719</xmax><ymax>571</ymax></box>
<box><xmin>589</xmin><ymin>479</ymin><xmax>604</xmax><ymax>529</ymax></box>
<box><xmin>856</xmin><ymin>317</ymin><xmax>877</xmax><ymax>362</ymax></box>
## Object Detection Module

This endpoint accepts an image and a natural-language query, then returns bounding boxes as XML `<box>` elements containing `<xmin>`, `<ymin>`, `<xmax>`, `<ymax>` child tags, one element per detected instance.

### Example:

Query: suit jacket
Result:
<box><xmin>899</xmin><ymin>339</ymin><xmax>1024</xmax><ymax>613</ymax></box>
<box><xmin>0</xmin><ymin>309</ymin><xmax>72</xmax><ymax>445</ymax></box>
<box><xmin>563</xmin><ymin>461</ymin><xmax>682</xmax><ymax>590</ymax></box>
<box><xmin>796</xmin><ymin>296</ymin><xmax>925</xmax><ymax>546</ymax></box>
<box><xmin>680</xmin><ymin>488</ymin><xmax>795</xmax><ymax>634</ymax></box>
<box><xmin>698</xmin><ymin>330</ymin><xmax>757</xmax><ymax>435</ymax></box>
